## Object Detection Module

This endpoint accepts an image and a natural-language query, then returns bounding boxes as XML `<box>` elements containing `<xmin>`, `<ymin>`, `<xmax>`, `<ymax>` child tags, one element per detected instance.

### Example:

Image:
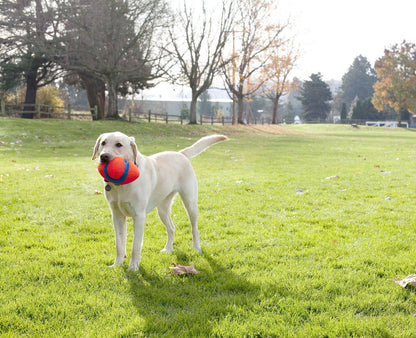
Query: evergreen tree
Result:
<box><xmin>298</xmin><ymin>73</ymin><xmax>332</xmax><ymax>122</ymax></box>
<box><xmin>351</xmin><ymin>98</ymin><xmax>379</xmax><ymax>121</ymax></box>
<box><xmin>341</xmin><ymin>55</ymin><xmax>377</xmax><ymax>109</ymax></box>
<box><xmin>199</xmin><ymin>91</ymin><xmax>213</xmax><ymax>116</ymax></box>
<box><xmin>340</xmin><ymin>102</ymin><xmax>347</xmax><ymax>120</ymax></box>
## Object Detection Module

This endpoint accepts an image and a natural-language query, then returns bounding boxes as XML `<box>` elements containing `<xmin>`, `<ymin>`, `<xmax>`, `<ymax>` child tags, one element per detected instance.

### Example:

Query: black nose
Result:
<box><xmin>100</xmin><ymin>153</ymin><xmax>112</xmax><ymax>163</ymax></box>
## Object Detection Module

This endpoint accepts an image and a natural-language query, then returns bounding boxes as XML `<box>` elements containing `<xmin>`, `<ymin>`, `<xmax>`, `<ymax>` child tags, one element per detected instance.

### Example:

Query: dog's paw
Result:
<box><xmin>128</xmin><ymin>262</ymin><xmax>140</xmax><ymax>271</ymax></box>
<box><xmin>109</xmin><ymin>262</ymin><xmax>123</xmax><ymax>268</ymax></box>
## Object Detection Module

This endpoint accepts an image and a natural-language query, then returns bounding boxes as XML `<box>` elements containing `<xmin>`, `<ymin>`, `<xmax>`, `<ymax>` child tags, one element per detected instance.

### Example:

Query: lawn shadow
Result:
<box><xmin>123</xmin><ymin>251</ymin><xmax>262</xmax><ymax>336</ymax></box>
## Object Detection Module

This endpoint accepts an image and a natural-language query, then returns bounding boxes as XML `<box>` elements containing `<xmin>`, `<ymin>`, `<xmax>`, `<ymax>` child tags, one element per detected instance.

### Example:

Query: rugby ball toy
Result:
<box><xmin>97</xmin><ymin>157</ymin><xmax>140</xmax><ymax>185</ymax></box>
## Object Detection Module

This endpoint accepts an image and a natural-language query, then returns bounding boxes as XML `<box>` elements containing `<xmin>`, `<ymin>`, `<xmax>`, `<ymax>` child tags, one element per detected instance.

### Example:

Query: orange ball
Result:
<box><xmin>97</xmin><ymin>157</ymin><xmax>140</xmax><ymax>185</ymax></box>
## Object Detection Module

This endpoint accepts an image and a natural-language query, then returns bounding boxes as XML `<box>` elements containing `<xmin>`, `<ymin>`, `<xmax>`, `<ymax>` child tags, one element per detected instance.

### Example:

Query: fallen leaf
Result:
<box><xmin>94</xmin><ymin>190</ymin><xmax>103</xmax><ymax>195</ymax></box>
<box><xmin>168</xmin><ymin>263</ymin><xmax>199</xmax><ymax>276</ymax></box>
<box><xmin>391</xmin><ymin>274</ymin><xmax>416</xmax><ymax>289</ymax></box>
<box><xmin>374</xmin><ymin>164</ymin><xmax>380</xmax><ymax>168</ymax></box>
<box><xmin>295</xmin><ymin>189</ymin><xmax>304</xmax><ymax>194</ymax></box>
<box><xmin>380</xmin><ymin>170</ymin><xmax>391</xmax><ymax>174</ymax></box>
<box><xmin>325</xmin><ymin>175</ymin><xmax>339</xmax><ymax>180</ymax></box>
<box><xmin>385</xmin><ymin>196</ymin><xmax>391</xmax><ymax>200</ymax></box>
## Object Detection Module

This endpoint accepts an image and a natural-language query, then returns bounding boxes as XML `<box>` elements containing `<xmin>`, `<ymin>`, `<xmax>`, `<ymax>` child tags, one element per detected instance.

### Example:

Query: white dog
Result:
<box><xmin>92</xmin><ymin>132</ymin><xmax>227</xmax><ymax>271</ymax></box>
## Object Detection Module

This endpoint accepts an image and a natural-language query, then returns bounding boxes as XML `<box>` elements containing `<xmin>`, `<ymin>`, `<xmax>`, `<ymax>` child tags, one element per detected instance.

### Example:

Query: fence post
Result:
<box><xmin>148</xmin><ymin>110</ymin><xmax>151</xmax><ymax>123</ymax></box>
<box><xmin>222</xmin><ymin>116</ymin><xmax>224</xmax><ymax>126</ymax></box>
<box><xmin>180</xmin><ymin>113</ymin><xmax>183</xmax><ymax>125</ymax></box>
<box><xmin>129</xmin><ymin>109</ymin><xmax>132</xmax><ymax>123</ymax></box>
<box><xmin>67</xmin><ymin>104</ymin><xmax>71</xmax><ymax>119</ymax></box>
<box><xmin>165</xmin><ymin>112</ymin><xmax>168</xmax><ymax>124</ymax></box>
<box><xmin>36</xmin><ymin>103</ymin><xmax>41</xmax><ymax>118</ymax></box>
<box><xmin>1</xmin><ymin>100</ymin><xmax>5</xmax><ymax>116</ymax></box>
<box><xmin>200</xmin><ymin>114</ymin><xmax>203</xmax><ymax>125</ymax></box>
<box><xmin>211</xmin><ymin>116</ymin><xmax>213</xmax><ymax>125</ymax></box>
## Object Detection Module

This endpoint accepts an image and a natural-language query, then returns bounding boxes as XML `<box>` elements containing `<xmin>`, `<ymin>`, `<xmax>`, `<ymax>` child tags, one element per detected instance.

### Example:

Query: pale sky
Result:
<box><xmin>279</xmin><ymin>0</ymin><xmax>416</xmax><ymax>81</ymax></box>
<box><xmin>143</xmin><ymin>0</ymin><xmax>415</xmax><ymax>99</ymax></box>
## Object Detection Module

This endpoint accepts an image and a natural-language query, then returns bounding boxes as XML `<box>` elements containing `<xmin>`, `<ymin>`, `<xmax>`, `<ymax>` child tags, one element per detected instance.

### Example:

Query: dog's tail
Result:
<box><xmin>180</xmin><ymin>135</ymin><xmax>228</xmax><ymax>159</ymax></box>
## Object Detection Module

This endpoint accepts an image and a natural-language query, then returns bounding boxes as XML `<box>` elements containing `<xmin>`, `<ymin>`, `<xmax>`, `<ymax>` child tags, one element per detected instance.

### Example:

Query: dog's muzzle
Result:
<box><xmin>100</xmin><ymin>152</ymin><xmax>113</xmax><ymax>163</ymax></box>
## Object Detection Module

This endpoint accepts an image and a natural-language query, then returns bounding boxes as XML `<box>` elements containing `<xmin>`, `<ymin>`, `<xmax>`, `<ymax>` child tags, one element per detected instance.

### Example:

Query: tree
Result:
<box><xmin>57</xmin><ymin>0</ymin><xmax>169</xmax><ymax>119</ymax></box>
<box><xmin>0</xmin><ymin>0</ymin><xmax>62</xmax><ymax>118</ymax></box>
<box><xmin>340</xmin><ymin>102</ymin><xmax>347</xmax><ymax>120</ymax></box>
<box><xmin>199</xmin><ymin>91</ymin><xmax>213</xmax><ymax>116</ymax></box>
<box><xmin>260</xmin><ymin>42</ymin><xmax>299</xmax><ymax>124</ymax></box>
<box><xmin>167</xmin><ymin>0</ymin><xmax>235</xmax><ymax>124</ymax></box>
<box><xmin>340</xmin><ymin>55</ymin><xmax>377</xmax><ymax>109</ymax></box>
<box><xmin>372</xmin><ymin>41</ymin><xmax>416</xmax><ymax>124</ymax></box>
<box><xmin>222</xmin><ymin>0</ymin><xmax>288</xmax><ymax>124</ymax></box>
<box><xmin>351</xmin><ymin>98</ymin><xmax>379</xmax><ymax>121</ymax></box>
<box><xmin>298</xmin><ymin>73</ymin><xmax>332</xmax><ymax>122</ymax></box>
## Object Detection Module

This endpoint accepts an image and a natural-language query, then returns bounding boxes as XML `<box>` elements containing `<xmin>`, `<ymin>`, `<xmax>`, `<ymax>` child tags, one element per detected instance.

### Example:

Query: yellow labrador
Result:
<box><xmin>92</xmin><ymin>132</ymin><xmax>227</xmax><ymax>271</ymax></box>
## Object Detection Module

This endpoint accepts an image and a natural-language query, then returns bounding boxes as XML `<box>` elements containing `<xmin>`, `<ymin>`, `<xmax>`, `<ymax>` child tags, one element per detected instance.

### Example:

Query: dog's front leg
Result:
<box><xmin>129</xmin><ymin>212</ymin><xmax>146</xmax><ymax>271</ymax></box>
<box><xmin>111</xmin><ymin>210</ymin><xmax>127</xmax><ymax>267</ymax></box>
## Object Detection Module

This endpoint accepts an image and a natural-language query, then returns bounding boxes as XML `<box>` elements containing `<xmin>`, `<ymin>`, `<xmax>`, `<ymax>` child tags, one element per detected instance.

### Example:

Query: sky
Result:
<box><xmin>143</xmin><ymin>0</ymin><xmax>415</xmax><ymax>99</ymax></box>
<box><xmin>279</xmin><ymin>0</ymin><xmax>416</xmax><ymax>81</ymax></box>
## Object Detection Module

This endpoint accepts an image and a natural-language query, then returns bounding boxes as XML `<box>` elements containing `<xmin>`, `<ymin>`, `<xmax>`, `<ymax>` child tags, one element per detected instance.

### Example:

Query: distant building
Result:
<box><xmin>121</xmin><ymin>98</ymin><xmax>232</xmax><ymax>117</ymax></box>
<box><xmin>120</xmin><ymin>85</ymin><xmax>233</xmax><ymax>117</ymax></box>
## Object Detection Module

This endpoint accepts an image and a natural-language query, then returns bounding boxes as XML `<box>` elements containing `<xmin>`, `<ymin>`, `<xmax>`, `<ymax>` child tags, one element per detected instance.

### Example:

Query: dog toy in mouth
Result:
<box><xmin>97</xmin><ymin>157</ymin><xmax>140</xmax><ymax>185</ymax></box>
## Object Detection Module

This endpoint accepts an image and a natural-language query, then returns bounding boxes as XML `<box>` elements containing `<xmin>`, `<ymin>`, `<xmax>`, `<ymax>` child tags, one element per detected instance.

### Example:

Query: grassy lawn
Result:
<box><xmin>1</xmin><ymin>118</ymin><xmax>416</xmax><ymax>337</ymax></box>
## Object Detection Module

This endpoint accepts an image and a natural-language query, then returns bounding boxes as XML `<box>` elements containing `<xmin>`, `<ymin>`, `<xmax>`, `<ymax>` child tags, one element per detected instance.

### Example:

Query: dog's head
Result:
<box><xmin>92</xmin><ymin>132</ymin><xmax>138</xmax><ymax>165</ymax></box>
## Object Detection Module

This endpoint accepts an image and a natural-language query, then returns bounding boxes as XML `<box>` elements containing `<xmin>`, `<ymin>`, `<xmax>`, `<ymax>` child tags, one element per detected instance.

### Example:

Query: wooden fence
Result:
<box><xmin>0</xmin><ymin>101</ymin><xmax>274</xmax><ymax>125</ymax></box>
<box><xmin>0</xmin><ymin>102</ymin><xmax>97</xmax><ymax>120</ymax></box>
<box><xmin>125</xmin><ymin>109</ymin><xmax>272</xmax><ymax>125</ymax></box>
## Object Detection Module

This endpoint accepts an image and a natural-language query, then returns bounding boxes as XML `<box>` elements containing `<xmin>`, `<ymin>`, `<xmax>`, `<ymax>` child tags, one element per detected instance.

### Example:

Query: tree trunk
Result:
<box><xmin>237</xmin><ymin>95</ymin><xmax>245</xmax><ymax>124</ymax></box>
<box><xmin>22</xmin><ymin>68</ymin><xmax>38</xmax><ymax>119</ymax></box>
<box><xmin>271</xmin><ymin>94</ymin><xmax>281</xmax><ymax>124</ymax></box>
<box><xmin>80</xmin><ymin>74</ymin><xmax>104</xmax><ymax>120</ymax></box>
<box><xmin>189</xmin><ymin>92</ymin><xmax>198</xmax><ymax>124</ymax></box>
<box><xmin>107</xmin><ymin>80</ymin><xmax>119</xmax><ymax>119</ymax></box>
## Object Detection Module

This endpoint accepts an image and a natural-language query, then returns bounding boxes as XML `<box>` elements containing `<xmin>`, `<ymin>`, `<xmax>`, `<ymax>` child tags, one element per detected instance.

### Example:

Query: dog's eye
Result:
<box><xmin>116</xmin><ymin>143</ymin><xmax>123</xmax><ymax>148</ymax></box>
<box><xmin>101</xmin><ymin>141</ymin><xmax>106</xmax><ymax>146</ymax></box>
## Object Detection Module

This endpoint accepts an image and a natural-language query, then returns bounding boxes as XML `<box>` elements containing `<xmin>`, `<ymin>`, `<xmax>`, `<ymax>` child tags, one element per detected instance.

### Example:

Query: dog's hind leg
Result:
<box><xmin>157</xmin><ymin>192</ymin><xmax>177</xmax><ymax>252</ymax></box>
<box><xmin>179</xmin><ymin>189</ymin><xmax>201</xmax><ymax>254</ymax></box>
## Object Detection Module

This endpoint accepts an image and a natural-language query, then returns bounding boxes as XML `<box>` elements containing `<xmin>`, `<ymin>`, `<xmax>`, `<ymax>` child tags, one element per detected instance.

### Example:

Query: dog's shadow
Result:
<box><xmin>123</xmin><ymin>251</ymin><xmax>262</xmax><ymax>336</ymax></box>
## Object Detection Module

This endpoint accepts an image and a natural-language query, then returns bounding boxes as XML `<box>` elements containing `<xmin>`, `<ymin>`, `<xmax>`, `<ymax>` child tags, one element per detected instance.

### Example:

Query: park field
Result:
<box><xmin>1</xmin><ymin>118</ymin><xmax>416</xmax><ymax>337</ymax></box>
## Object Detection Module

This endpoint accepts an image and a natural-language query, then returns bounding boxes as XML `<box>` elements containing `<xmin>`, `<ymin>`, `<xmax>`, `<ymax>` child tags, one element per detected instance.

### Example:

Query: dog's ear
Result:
<box><xmin>91</xmin><ymin>135</ymin><xmax>103</xmax><ymax>160</ymax></box>
<box><xmin>130</xmin><ymin>136</ymin><xmax>138</xmax><ymax>164</ymax></box>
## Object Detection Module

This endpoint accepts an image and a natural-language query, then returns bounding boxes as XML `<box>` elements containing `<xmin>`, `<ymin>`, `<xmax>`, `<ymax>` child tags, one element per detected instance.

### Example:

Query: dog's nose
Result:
<box><xmin>100</xmin><ymin>153</ymin><xmax>112</xmax><ymax>163</ymax></box>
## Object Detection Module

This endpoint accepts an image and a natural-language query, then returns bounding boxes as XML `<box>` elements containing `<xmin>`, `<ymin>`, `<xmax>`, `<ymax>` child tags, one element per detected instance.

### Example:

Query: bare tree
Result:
<box><xmin>57</xmin><ymin>0</ymin><xmax>170</xmax><ymax>119</ymax></box>
<box><xmin>222</xmin><ymin>0</ymin><xmax>288</xmax><ymax>124</ymax></box>
<box><xmin>0</xmin><ymin>0</ymin><xmax>62</xmax><ymax>118</ymax></box>
<box><xmin>167</xmin><ymin>0</ymin><xmax>235</xmax><ymax>124</ymax></box>
<box><xmin>260</xmin><ymin>42</ymin><xmax>299</xmax><ymax>124</ymax></box>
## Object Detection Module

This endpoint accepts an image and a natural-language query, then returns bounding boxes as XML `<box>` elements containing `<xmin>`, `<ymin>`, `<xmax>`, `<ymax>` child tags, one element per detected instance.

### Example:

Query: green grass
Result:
<box><xmin>1</xmin><ymin>118</ymin><xmax>416</xmax><ymax>337</ymax></box>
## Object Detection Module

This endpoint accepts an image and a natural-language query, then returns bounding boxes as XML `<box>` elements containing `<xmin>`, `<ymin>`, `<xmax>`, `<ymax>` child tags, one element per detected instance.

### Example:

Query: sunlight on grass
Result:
<box><xmin>1</xmin><ymin>119</ymin><xmax>416</xmax><ymax>336</ymax></box>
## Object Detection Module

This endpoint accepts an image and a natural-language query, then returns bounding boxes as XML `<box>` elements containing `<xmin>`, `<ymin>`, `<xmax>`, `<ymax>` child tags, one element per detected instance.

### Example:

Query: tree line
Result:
<box><xmin>297</xmin><ymin>41</ymin><xmax>416</xmax><ymax>124</ymax></box>
<box><xmin>0</xmin><ymin>0</ymin><xmax>298</xmax><ymax>124</ymax></box>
